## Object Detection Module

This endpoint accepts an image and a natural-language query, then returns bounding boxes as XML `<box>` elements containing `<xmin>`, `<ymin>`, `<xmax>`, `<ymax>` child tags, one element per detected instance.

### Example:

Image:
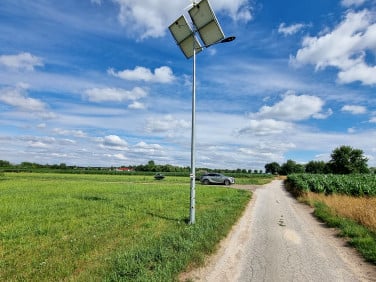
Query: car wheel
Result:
<box><xmin>224</xmin><ymin>179</ymin><xmax>230</xmax><ymax>186</ymax></box>
<box><xmin>203</xmin><ymin>179</ymin><xmax>210</xmax><ymax>185</ymax></box>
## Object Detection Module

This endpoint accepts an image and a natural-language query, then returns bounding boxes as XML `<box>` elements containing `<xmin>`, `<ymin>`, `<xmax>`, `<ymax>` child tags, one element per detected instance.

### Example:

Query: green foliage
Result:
<box><xmin>305</xmin><ymin>160</ymin><xmax>328</xmax><ymax>174</ymax></box>
<box><xmin>329</xmin><ymin>145</ymin><xmax>369</xmax><ymax>174</ymax></box>
<box><xmin>264</xmin><ymin>162</ymin><xmax>281</xmax><ymax>174</ymax></box>
<box><xmin>286</xmin><ymin>174</ymin><xmax>376</xmax><ymax>196</ymax></box>
<box><xmin>280</xmin><ymin>159</ymin><xmax>305</xmax><ymax>175</ymax></box>
<box><xmin>0</xmin><ymin>173</ymin><xmax>251</xmax><ymax>281</ymax></box>
<box><xmin>313</xmin><ymin>202</ymin><xmax>376</xmax><ymax>264</ymax></box>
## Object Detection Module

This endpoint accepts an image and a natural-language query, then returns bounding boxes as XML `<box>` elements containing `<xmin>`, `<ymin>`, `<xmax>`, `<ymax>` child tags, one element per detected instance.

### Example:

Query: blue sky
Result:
<box><xmin>0</xmin><ymin>0</ymin><xmax>375</xmax><ymax>170</ymax></box>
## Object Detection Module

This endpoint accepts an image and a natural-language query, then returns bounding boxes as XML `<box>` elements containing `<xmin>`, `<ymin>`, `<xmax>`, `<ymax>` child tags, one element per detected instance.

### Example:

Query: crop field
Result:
<box><xmin>0</xmin><ymin>173</ymin><xmax>257</xmax><ymax>281</ymax></box>
<box><xmin>286</xmin><ymin>173</ymin><xmax>376</xmax><ymax>196</ymax></box>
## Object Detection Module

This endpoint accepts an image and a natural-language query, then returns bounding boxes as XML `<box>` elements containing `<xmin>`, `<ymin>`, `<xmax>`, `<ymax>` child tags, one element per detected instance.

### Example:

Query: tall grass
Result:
<box><xmin>312</xmin><ymin>201</ymin><xmax>376</xmax><ymax>264</ymax></box>
<box><xmin>0</xmin><ymin>173</ymin><xmax>252</xmax><ymax>281</ymax></box>
<box><xmin>304</xmin><ymin>192</ymin><xmax>376</xmax><ymax>233</ymax></box>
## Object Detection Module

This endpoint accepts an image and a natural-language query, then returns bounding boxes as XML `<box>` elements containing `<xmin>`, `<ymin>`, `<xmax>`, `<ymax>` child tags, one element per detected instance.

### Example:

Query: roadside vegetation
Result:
<box><xmin>0</xmin><ymin>172</ymin><xmax>265</xmax><ymax>281</ymax></box>
<box><xmin>285</xmin><ymin>174</ymin><xmax>376</xmax><ymax>264</ymax></box>
<box><xmin>281</xmin><ymin>145</ymin><xmax>376</xmax><ymax>264</ymax></box>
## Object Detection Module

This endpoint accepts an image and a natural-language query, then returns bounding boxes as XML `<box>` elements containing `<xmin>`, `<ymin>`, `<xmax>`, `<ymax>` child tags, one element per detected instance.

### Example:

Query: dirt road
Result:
<box><xmin>181</xmin><ymin>180</ymin><xmax>376</xmax><ymax>281</ymax></box>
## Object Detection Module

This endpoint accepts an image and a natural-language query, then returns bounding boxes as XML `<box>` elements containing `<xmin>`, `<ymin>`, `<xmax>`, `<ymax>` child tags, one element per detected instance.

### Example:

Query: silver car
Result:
<box><xmin>200</xmin><ymin>173</ymin><xmax>235</xmax><ymax>186</ymax></box>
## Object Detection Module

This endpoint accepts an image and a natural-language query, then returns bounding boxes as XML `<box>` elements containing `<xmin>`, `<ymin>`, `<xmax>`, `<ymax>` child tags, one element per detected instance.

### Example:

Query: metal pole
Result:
<box><xmin>189</xmin><ymin>47</ymin><xmax>196</xmax><ymax>225</ymax></box>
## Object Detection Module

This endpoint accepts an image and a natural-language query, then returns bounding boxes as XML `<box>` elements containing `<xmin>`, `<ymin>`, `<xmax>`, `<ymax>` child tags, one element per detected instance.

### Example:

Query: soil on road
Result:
<box><xmin>180</xmin><ymin>180</ymin><xmax>376</xmax><ymax>282</ymax></box>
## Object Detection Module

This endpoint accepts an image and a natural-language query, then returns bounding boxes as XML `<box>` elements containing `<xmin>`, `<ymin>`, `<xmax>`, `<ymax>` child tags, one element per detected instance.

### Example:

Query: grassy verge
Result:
<box><xmin>285</xmin><ymin>178</ymin><xmax>376</xmax><ymax>265</ymax></box>
<box><xmin>234</xmin><ymin>174</ymin><xmax>274</xmax><ymax>185</ymax></box>
<box><xmin>0</xmin><ymin>173</ymin><xmax>252</xmax><ymax>281</ymax></box>
<box><xmin>313</xmin><ymin>201</ymin><xmax>376</xmax><ymax>264</ymax></box>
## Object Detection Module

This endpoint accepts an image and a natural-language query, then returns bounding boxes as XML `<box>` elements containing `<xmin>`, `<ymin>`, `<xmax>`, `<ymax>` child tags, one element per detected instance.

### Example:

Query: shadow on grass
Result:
<box><xmin>146</xmin><ymin>211</ymin><xmax>189</xmax><ymax>224</ymax></box>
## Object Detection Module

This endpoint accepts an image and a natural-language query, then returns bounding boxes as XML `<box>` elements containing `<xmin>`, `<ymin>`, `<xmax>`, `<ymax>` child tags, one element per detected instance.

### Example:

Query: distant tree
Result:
<box><xmin>328</xmin><ymin>145</ymin><xmax>369</xmax><ymax>174</ymax></box>
<box><xmin>0</xmin><ymin>160</ymin><xmax>11</xmax><ymax>167</ymax></box>
<box><xmin>146</xmin><ymin>160</ymin><xmax>156</xmax><ymax>172</ymax></box>
<box><xmin>305</xmin><ymin>161</ymin><xmax>328</xmax><ymax>174</ymax></box>
<box><xmin>59</xmin><ymin>163</ymin><xmax>67</xmax><ymax>169</ymax></box>
<box><xmin>280</xmin><ymin>160</ymin><xmax>305</xmax><ymax>175</ymax></box>
<box><xmin>265</xmin><ymin>162</ymin><xmax>281</xmax><ymax>174</ymax></box>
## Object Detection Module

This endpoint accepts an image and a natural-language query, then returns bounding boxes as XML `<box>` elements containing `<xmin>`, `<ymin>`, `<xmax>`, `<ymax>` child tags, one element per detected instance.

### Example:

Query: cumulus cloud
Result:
<box><xmin>278</xmin><ymin>23</ymin><xmax>305</xmax><ymax>36</ymax></box>
<box><xmin>251</xmin><ymin>94</ymin><xmax>329</xmax><ymax>121</ymax></box>
<box><xmin>134</xmin><ymin>141</ymin><xmax>162</xmax><ymax>153</ymax></box>
<box><xmin>145</xmin><ymin>115</ymin><xmax>190</xmax><ymax>133</ymax></box>
<box><xmin>108</xmin><ymin>66</ymin><xmax>175</xmax><ymax>83</ymax></box>
<box><xmin>84</xmin><ymin>87</ymin><xmax>147</xmax><ymax>103</ymax></box>
<box><xmin>238</xmin><ymin>119</ymin><xmax>293</xmax><ymax>136</ymax></box>
<box><xmin>0</xmin><ymin>52</ymin><xmax>43</xmax><ymax>71</ymax></box>
<box><xmin>291</xmin><ymin>9</ymin><xmax>376</xmax><ymax>85</ymax></box>
<box><xmin>0</xmin><ymin>86</ymin><xmax>55</xmax><ymax>119</ymax></box>
<box><xmin>99</xmin><ymin>135</ymin><xmax>128</xmax><ymax>150</ymax></box>
<box><xmin>341</xmin><ymin>105</ymin><xmax>367</xmax><ymax>114</ymax></box>
<box><xmin>110</xmin><ymin>0</ymin><xmax>252</xmax><ymax>39</ymax></box>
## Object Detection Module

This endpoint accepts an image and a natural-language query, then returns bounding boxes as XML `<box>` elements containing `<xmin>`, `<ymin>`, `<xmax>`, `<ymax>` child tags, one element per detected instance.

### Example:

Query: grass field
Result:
<box><xmin>0</xmin><ymin>173</ymin><xmax>262</xmax><ymax>281</ymax></box>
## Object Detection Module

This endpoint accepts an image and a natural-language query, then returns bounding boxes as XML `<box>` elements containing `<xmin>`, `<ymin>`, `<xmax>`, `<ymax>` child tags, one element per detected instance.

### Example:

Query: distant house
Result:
<box><xmin>116</xmin><ymin>167</ymin><xmax>134</xmax><ymax>172</ymax></box>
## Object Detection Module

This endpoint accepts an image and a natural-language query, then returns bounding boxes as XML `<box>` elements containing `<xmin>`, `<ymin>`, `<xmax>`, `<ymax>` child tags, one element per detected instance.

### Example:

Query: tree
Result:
<box><xmin>328</xmin><ymin>145</ymin><xmax>369</xmax><ymax>174</ymax></box>
<box><xmin>265</xmin><ymin>162</ymin><xmax>281</xmax><ymax>174</ymax></box>
<box><xmin>0</xmin><ymin>160</ymin><xmax>11</xmax><ymax>167</ymax></box>
<box><xmin>305</xmin><ymin>161</ymin><xmax>328</xmax><ymax>174</ymax></box>
<box><xmin>280</xmin><ymin>160</ymin><xmax>305</xmax><ymax>175</ymax></box>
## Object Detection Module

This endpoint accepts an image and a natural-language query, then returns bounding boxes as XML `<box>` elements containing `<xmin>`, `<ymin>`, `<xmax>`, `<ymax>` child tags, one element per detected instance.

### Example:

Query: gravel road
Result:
<box><xmin>180</xmin><ymin>180</ymin><xmax>376</xmax><ymax>282</ymax></box>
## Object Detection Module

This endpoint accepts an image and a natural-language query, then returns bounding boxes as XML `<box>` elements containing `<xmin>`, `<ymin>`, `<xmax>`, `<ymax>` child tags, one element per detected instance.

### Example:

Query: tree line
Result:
<box><xmin>1</xmin><ymin>145</ymin><xmax>374</xmax><ymax>175</ymax></box>
<box><xmin>265</xmin><ymin>145</ymin><xmax>373</xmax><ymax>175</ymax></box>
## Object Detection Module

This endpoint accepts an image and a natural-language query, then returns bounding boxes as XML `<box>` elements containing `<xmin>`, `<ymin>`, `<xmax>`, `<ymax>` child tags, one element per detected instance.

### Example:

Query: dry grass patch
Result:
<box><xmin>304</xmin><ymin>192</ymin><xmax>376</xmax><ymax>233</ymax></box>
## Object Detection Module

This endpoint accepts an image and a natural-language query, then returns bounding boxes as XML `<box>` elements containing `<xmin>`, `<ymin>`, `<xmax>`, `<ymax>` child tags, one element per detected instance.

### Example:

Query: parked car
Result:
<box><xmin>200</xmin><ymin>173</ymin><xmax>235</xmax><ymax>186</ymax></box>
<box><xmin>154</xmin><ymin>173</ymin><xmax>165</xmax><ymax>180</ymax></box>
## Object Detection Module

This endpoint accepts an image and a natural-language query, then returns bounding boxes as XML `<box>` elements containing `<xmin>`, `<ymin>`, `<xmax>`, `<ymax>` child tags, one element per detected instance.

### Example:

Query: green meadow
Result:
<box><xmin>0</xmin><ymin>173</ymin><xmax>262</xmax><ymax>281</ymax></box>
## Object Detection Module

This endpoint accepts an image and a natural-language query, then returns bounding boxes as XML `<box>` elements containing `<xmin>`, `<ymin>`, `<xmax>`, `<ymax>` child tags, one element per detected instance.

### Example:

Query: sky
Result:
<box><xmin>0</xmin><ymin>0</ymin><xmax>375</xmax><ymax>170</ymax></box>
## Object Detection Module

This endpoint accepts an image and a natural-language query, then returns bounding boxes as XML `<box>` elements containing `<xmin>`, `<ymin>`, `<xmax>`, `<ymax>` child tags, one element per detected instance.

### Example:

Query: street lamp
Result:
<box><xmin>169</xmin><ymin>0</ymin><xmax>235</xmax><ymax>224</ymax></box>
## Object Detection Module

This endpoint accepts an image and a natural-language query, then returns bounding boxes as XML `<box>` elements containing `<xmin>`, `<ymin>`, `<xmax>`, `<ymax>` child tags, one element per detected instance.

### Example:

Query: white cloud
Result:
<box><xmin>145</xmin><ymin>115</ymin><xmax>190</xmax><ymax>133</ymax></box>
<box><xmin>238</xmin><ymin>119</ymin><xmax>293</xmax><ymax>136</ymax></box>
<box><xmin>278</xmin><ymin>23</ymin><xmax>305</xmax><ymax>36</ymax></box>
<box><xmin>128</xmin><ymin>101</ymin><xmax>146</xmax><ymax>110</ymax></box>
<box><xmin>370</xmin><ymin>117</ymin><xmax>376</xmax><ymax>123</ymax></box>
<box><xmin>251</xmin><ymin>94</ymin><xmax>328</xmax><ymax>121</ymax></box>
<box><xmin>53</xmin><ymin>128</ymin><xmax>87</xmax><ymax>138</ymax></box>
<box><xmin>341</xmin><ymin>0</ymin><xmax>367</xmax><ymax>7</ymax></box>
<box><xmin>111</xmin><ymin>0</ymin><xmax>252</xmax><ymax>39</ymax></box>
<box><xmin>0</xmin><ymin>86</ymin><xmax>47</xmax><ymax>112</ymax></box>
<box><xmin>108</xmin><ymin>66</ymin><xmax>175</xmax><ymax>83</ymax></box>
<box><xmin>341</xmin><ymin>105</ymin><xmax>367</xmax><ymax>114</ymax></box>
<box><xmin>113</xmin><ymin>153</ymin><xmax>128</xmax><ymax>160</ymax></box>
<box><xmin>0</xmin><ymin>52</ymin><xmax>43</xmax><ymax>71</ymax></box>
<box><xmin>337</xmin><ymin>62</ymin><xmax>376</xmax><ymax>85</ymax></box>
<box><xmin>291</xmin><ymin>9</ymin><xmax>376</xmax><ymax>85</ymax></box>
<box><xmin>134</xmin><ymin>141</ymin><xmax>162</xmax><ymax>153</ymax></box>
<box><xmin>212</xmin><ymin>0</ymin><xmax>252</xmax><ymax>22</ymax></box>
<box><xmin>84</xmin><ymin>87</ymin><xmax>147</xmax><ymax>103</ymax></box>
<box><xmin>99</xmin><ymin>135</ymin><xmax>128</xmax><ymax>150</ymax></box>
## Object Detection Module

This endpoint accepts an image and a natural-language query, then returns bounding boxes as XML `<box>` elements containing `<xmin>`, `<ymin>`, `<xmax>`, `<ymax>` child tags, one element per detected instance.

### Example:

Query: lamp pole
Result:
<box><xmin>168</xmin><ymin>0</ymin><xmax>235</xmax><ymax>225</ymax></box>
<box><xmin>189</xmin><ymin>36</ymin><xmax>235</xmax><ymax>225</ymax></box>
<box><xmin>189</xmin><ymin>46</ymin><xmax>197</xmax><ymax>224</ymax></box>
